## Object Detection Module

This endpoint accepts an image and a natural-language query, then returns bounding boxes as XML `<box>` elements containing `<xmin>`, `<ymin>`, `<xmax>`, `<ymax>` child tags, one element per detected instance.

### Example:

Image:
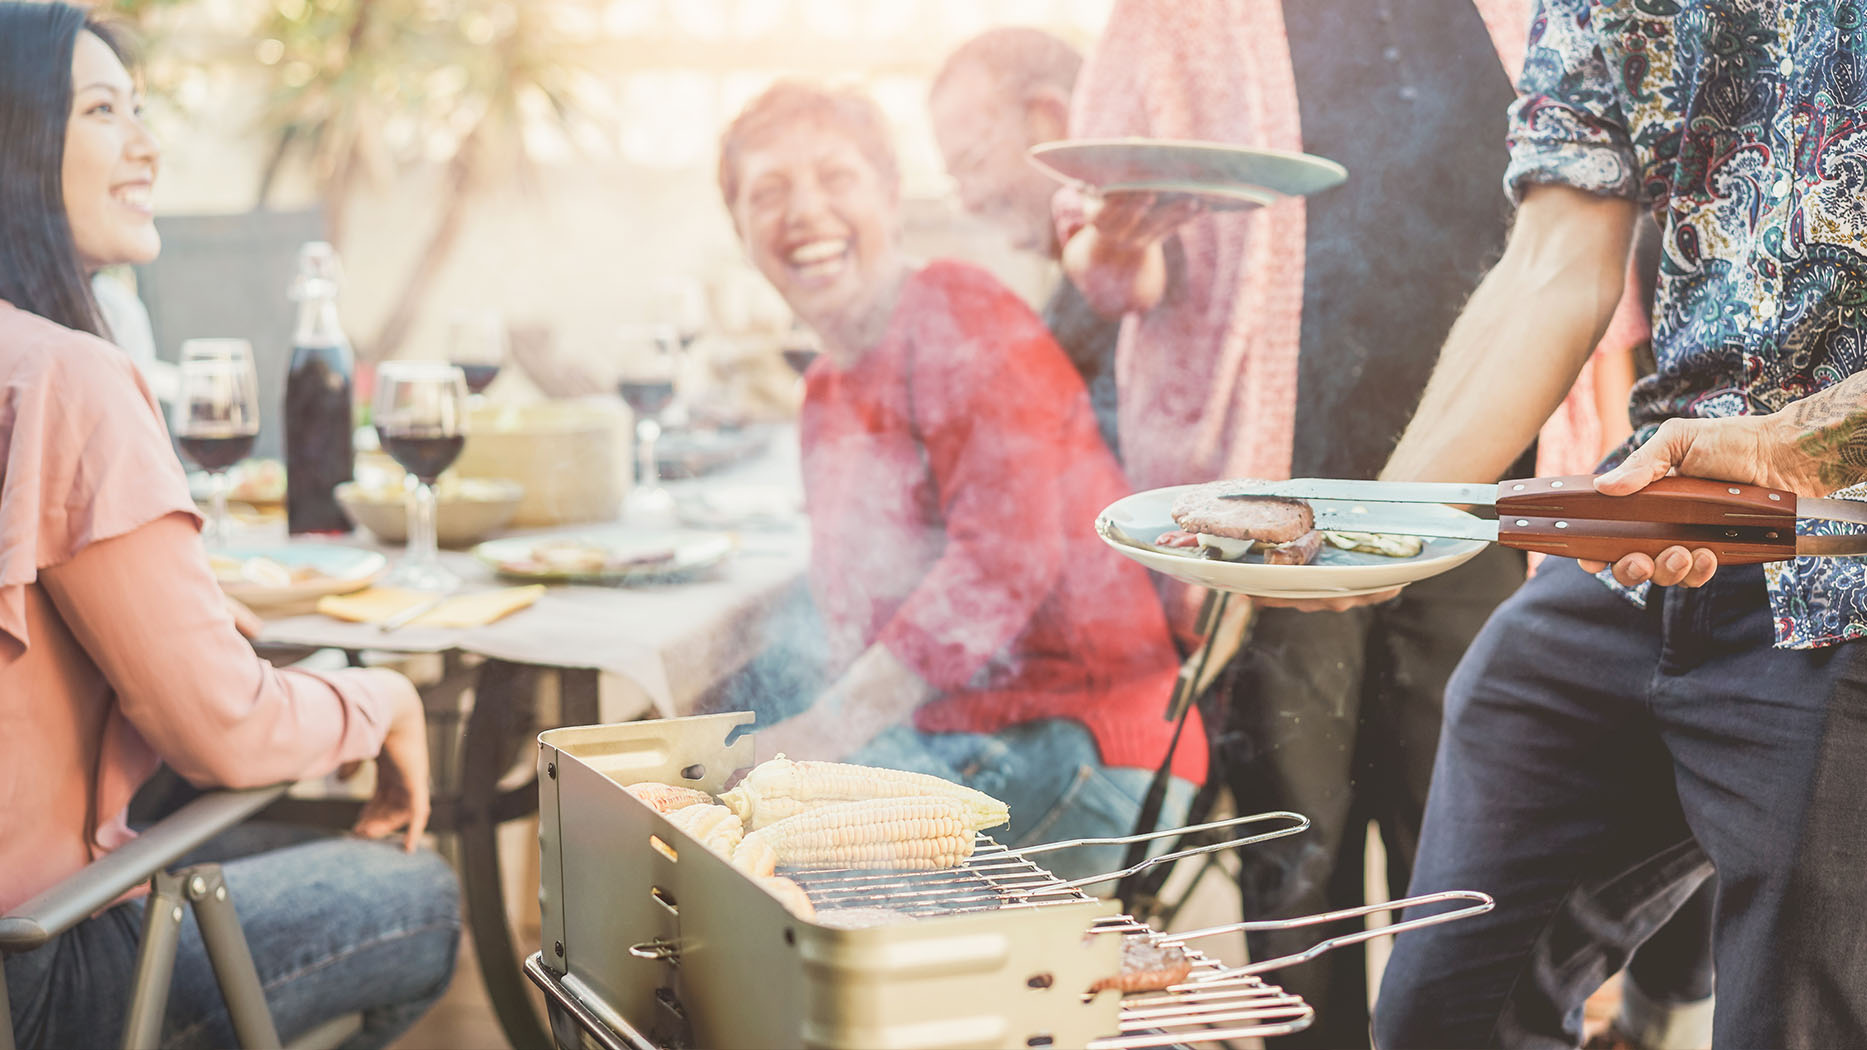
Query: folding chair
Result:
<box><xmin>0</xmin><ymin>785</ymin><xmax>361</xmax><ymax>1050</ymax></box>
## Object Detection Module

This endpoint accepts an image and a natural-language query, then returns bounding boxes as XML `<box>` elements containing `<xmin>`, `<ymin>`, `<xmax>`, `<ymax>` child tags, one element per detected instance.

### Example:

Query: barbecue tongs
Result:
<box><xmin>1222</xmin><ymin>474</ymin><xmax>1867</xmax><ymax>563</ymax></box>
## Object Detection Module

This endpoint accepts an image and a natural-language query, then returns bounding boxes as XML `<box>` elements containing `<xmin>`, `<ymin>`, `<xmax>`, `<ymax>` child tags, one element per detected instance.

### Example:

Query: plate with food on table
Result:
<box><xmin>474</xmin><ymin>529</ymin><xmax>736</xmax><ymax>584</ymax></box>
<box><xmin>208</xmin><ymin>544</ymin><xmax>388</xmax><ymax>609</ymax></box>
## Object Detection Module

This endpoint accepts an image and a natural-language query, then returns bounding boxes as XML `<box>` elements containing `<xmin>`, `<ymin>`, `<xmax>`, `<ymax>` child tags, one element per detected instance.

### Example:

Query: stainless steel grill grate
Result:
<box><xmin>781</xmin><ymin>839</ymin><xmax>1320</xmax><ymax>1046</ymax></box>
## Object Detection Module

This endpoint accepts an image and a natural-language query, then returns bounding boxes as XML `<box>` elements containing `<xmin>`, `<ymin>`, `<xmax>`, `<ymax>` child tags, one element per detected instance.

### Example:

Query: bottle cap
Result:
<box><xmin>291</xmin><ymin>241</ymin><xmax>344</xmax><ymax>300</ymax></box>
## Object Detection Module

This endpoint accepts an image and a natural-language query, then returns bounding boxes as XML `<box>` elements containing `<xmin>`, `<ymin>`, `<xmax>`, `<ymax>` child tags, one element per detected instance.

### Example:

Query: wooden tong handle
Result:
<box><xmin>1498</xmin><ymin>517</ymin><xmax>1796</xmax><ymax>564</ymax></box>
<box><xmin>1497</xmin><ymin>475</ymin><xmax>1796</xmax><ymax>527</ymax></box>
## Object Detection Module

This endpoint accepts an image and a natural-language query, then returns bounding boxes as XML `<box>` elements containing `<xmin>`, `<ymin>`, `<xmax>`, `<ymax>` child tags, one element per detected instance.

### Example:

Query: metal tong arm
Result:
<box><xmin>1006</xmin><ymin>811</ymin><xmax>1311</xmax><ymax>892</ymax></box>
<box><xmin>1494</xmin><ymin>475</ymin><xmax>1797</xmax><ymax>565</ymax></box>
<box><xmin>1184</xmin><ymin>889</ymin><xmax>1495</xmax><ymax>979</ymax></box>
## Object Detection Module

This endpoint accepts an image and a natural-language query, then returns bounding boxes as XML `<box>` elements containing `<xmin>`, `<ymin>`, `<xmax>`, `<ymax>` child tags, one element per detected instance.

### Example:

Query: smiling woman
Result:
<box><xmin>60</xmin><ymin>30</ymin><xmax>160</xmax><ymax>272</ymax></box>
<box><xmin>0</xmin><ymin>5</ymin><xmax>460</xmax><ymax>1047</ymax></box>
<box><xmin>707</xmin><ymin>81</ymin><xmax>1205</xmax><ymax>882</ymax></box>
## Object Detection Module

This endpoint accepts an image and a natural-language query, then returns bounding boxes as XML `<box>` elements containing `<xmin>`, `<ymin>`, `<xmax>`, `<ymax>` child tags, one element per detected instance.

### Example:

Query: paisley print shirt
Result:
<box><xmin>1507</xmin><ymin>0</ymin><xmax>1867</xmax><ymax>648</ymax></box>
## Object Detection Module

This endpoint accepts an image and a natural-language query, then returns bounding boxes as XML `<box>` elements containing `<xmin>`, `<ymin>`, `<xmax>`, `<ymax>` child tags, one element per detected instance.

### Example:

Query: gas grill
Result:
<box><xmin>533</xmin><ymin>713</ymin><xmax>1489</xmax><ymax>1050</ymax></box>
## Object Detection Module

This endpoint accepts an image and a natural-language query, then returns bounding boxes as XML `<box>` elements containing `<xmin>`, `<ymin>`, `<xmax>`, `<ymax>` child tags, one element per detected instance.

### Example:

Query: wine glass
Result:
<box><xmin>616</xmin><ymin>323</ymin><xmax>681</xmax><ymax>519</ymax></box>
<box><xmin>778</xmin><ymin>321</ymin><xmax>822</xmax><ymax>379</ymax></box>
<box><xmin>447</xmin><ymin>310</ymin><xmax>506</xmax><ymax>403</ymax></box>
<box><xmin>373</xmin><ymin>361</ymin><xmax>469</xmax><ymax>592</ymax></box>
<box><xmin>173</xmin><ymin>339</ymin><xmax>260</xmax><ymax>547</ymax></box>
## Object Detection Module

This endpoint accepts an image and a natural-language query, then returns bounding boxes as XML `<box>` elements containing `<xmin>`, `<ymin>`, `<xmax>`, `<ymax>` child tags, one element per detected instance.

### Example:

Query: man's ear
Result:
<box><xmin>1023</xmin><ymin>85</ymin><xmax>1072</xmax><ymax>145</ymax></box>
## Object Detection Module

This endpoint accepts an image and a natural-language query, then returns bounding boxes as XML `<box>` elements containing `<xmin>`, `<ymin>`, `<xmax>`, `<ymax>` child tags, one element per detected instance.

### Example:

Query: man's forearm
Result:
<box><xmin>1383</xmin><ymin>186</ymin><xmax>1639</xmax><ymax>483</ymax></box>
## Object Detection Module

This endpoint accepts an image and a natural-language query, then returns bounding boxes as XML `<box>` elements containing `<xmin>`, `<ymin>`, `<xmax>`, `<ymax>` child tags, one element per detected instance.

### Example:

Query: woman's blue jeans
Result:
<box><xmin>4</xmin><ymin>831</ymin><xmax>459</xmax><ymax>1050</ymax></box>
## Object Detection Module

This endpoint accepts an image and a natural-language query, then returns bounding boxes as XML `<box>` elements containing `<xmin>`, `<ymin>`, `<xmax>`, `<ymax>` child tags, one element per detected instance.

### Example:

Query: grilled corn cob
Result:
<box><xmin>720</xmin><ymin>756</ymin><xmax>1009</xmax><ymax>831</ymax></box>
<box><xmin>751</xmin><ymin>796</ymin><xmax>977</xmax><ymax>870</ymax></box>
<box><xmin>758</xmin><ymin>876</ymin><xmax>815</xmax><ymax>920</ymax></box>
<box><xmin>666</xmin><ymin>803</ymin><xmax>744</xmax><ymax>856</ymax></box>
<box><xmin>732</xmin><ymin>831</ymin><xmax>778</xmax><ymax>878</ymax></box>
<box><xmin>623</xmin><ymin>782</ymin><xmax>715</xmax><ymax>814</ymax></box>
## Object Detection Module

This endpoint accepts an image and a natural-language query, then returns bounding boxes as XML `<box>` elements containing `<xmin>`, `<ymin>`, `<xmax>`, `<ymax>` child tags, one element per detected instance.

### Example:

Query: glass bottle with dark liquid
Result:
<box><xmin>283</xmin><ymin>242</ymin><xmax>356</xmax><ymax>534</ymax></box>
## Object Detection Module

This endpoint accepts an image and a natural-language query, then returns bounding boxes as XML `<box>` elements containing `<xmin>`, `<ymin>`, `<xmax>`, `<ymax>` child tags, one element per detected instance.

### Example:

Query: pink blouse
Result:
<box><xmin>0</xmin><ymin>300</ymin><xmax>405</xmax><ymax>915</ymax></box>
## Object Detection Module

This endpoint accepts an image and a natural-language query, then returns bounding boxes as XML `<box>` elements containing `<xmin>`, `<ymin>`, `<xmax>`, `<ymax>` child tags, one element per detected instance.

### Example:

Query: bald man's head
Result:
<box><xmin>930</xmin><ymin>27</ymin><xmax>1082</xmax><ymax>256</ymax></box>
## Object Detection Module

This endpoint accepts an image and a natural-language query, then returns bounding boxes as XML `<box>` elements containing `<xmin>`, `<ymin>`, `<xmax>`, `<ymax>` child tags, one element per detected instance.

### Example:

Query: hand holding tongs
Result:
<box><xmin>1221</xmin><ymin>474</ymin><xmax>1867</xmax><ymax>563</ymax></box>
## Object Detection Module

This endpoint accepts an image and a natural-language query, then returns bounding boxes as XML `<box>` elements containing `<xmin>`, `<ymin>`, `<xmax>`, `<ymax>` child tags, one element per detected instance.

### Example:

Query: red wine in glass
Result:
<box><xmin>456</xmin><ymin>363</ymin><xmax>501</xmax><ymax>394</ymax></box>
<box><xmin>179</xmin><ymin>432</ymin><xmax>257</xmax><ymax>473</ymax></box>
<box><xmin>378</xmin><ymin>429</ymin><xmax>466</xmax><ymax>484</ymax></box>
<box><xmin>619</xmin><ymin>378</ymin><xmax>676</xmax><ymax>419</ymax></box>
<box><xmin>781</xmin><ymin>345</ymin><xmax>820</xmax><ymax>377</ymax></box>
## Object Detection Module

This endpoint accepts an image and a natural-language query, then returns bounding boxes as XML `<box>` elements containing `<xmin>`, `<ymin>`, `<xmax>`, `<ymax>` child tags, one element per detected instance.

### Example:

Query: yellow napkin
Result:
<box><xmin>316</xmin><ymin>585</ymin><xmax>547</xmax><ymax>628</ymax></box>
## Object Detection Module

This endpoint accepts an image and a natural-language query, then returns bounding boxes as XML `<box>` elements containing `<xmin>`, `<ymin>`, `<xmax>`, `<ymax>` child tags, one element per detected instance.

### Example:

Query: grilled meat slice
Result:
<box><xmin>1170</xmin><ymin>481</ymin><xmax>1313</xmax><ymax>545</ymax></box>
<box><xmin>1263</xmin><ymin>529</ymin><xmax>1324</xmax><ymax>566</ymax></box>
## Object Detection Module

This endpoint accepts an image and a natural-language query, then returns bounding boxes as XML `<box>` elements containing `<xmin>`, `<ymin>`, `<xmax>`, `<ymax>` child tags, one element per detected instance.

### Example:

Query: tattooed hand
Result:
<box><xmin>1579</xmin><ymin>382</ymin><xmax>1867</xmax><ymax>587</ymax></box>
<box><xmin>1777</xmin><ymin>371</ymin><xmax>1867</xmax><ymax>494</ymax></box>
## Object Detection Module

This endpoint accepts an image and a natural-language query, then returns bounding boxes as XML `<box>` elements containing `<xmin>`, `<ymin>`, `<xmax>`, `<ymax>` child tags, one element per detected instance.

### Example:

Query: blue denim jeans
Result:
<box><xmin>847</xmin><ymin>718</ymin><xmax>1198</xmax><ymax>884</ymax></box>
<box><xmin>1375</xmin><ymin>559</ymin><xmax>1867</xmax><ymax>1049</ymax></box>
<box><xmin>4</xmin><ymin>831</ymin><xmax>460</xmax><ymax>1049</ymax></box>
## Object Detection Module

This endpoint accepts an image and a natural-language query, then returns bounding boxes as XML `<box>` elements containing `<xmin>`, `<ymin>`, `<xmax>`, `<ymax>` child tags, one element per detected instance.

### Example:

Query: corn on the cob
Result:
<box><xmin>623</xmin><ymin>782</ymin><xmax>715</xmax><ymax>814</ymax></box>
<box><xmin>732</xmin><ymin>831</ymin><xmax>778</xmax><ymax>878</ymax></box>
<box><xmin>719</xmin><ymin>756</ymin><xmax>1009</xmax><ymax>831</ymax></box>
<box><xmin>752</xmin><ymin>796</ymin><xmax>976</xmax><ymax>870</ymax></box>
<box><xmin>666</xmin><ymin>803</ymin><xmax>744</xmax><ymax>856</ymax></box>
<box><xmin>758</xmin><ymin>876</ymin><xmax>816</xmax><ymax>920</ymax></box>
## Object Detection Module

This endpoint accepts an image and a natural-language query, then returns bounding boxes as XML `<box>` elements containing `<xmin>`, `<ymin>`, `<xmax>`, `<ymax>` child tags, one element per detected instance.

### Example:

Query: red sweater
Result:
<box><xmin>800</xmin><ymin>261</ymin><xmax>1205</xmax><ymax>785</ymax></box>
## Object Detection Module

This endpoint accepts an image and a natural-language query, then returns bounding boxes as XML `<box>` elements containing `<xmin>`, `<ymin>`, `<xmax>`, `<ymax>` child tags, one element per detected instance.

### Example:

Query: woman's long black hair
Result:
<box><xmin>0</xmin><ymin>2</ymin><xmax>129</xmax><ymax>337</ymax></box>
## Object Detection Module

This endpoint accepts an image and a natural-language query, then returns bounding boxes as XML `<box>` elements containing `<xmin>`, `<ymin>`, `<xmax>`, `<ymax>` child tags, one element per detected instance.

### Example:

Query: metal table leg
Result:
<box><xmin>456</xmin><ymin>663</ymin><xmax>600</xmax><ymax>1049</ymax></box>
<box><xmin>456</xmin><ymin>658</ymin><xmax>546</xmax><ymax>1048</ymax></box>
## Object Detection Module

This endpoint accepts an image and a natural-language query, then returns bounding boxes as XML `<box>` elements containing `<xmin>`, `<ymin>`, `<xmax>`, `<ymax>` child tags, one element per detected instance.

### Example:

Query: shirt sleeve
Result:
<box><xmin>872</xmin><ymin>268</ymin><xmax>1079</xmax><ymax>690</ymax></box>
<box><xmin>1503</xmin><ymin>0</ymin><xmax>1641</xmax><ymax>203</ymax></box>
<box><xmin>40</xmin><ymin>512</ymin><xmax>404</xmax><ymax>787</ymax></box>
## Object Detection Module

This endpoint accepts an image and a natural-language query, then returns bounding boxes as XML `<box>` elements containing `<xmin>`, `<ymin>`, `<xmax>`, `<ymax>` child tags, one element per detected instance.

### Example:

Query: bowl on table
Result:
<box><xmin>336</xmin><ymin>477</ymin><xmax>525</xmax><ymax>548</ymax></box>
<box><xmin>453</xmin><ymin>399</ymin><xmax>629</xmax><ymax>526</ymax></box>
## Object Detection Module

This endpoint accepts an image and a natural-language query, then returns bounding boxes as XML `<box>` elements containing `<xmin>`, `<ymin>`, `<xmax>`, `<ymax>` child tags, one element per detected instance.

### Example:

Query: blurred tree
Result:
<box><xmin>255</xmin><ymin>0</ymin><xmax>613</xmax><ymax>359</ymax></box>
<box><xmin>105</xmin><ymin>0</ymin><xmax>612</xmax><ymax>361</ymax></box>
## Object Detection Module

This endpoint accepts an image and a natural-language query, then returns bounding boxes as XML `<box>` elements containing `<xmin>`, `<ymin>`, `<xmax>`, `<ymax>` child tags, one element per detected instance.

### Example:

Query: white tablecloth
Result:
<box><xmin>255</xmin><ymin>429</ymin><xmax>809</xmax><ymax>717</ymax></box>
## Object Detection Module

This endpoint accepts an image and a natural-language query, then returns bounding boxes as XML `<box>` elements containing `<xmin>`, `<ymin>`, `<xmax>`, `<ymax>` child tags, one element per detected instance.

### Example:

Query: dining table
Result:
<box><xmin>233</xmin><ymin>426</ymin><xmax>810</xmax><ymax>1049</ymax></box>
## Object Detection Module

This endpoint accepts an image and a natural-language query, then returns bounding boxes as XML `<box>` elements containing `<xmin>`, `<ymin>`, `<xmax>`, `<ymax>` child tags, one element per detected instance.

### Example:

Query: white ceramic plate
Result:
<box><xmin>1096</xmin><ymin>485</ymin><xmax>1488</xmax><ymax>598</ymax></box>
<box><xmin>474</xmin><ymin>529</ymin><xmax>736</xmax><ymax>584</ymax></box>
<box><xmin>211</xmin><ymin>544</ymin><xmax>388</xmax><ymax>608</ymax></box>
<box><xmin>1029</xmin><ymin>138</ymin><xmax>1348</xmax><ymax>207</ymax></box>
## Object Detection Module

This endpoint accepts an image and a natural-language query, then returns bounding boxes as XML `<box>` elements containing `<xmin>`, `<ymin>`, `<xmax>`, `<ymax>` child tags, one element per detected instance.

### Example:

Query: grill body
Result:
<box><xmin>538</xmin><ymin>715</ymin><xmax>1126</xmax><ymax>1049</ymax></box>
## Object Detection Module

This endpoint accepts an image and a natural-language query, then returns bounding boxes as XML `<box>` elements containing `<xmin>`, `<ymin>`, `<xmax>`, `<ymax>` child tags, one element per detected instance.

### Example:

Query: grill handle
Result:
<box><xmin>1006</xmin><ymin>810</ymin><xmax>1310</xmax><ymax>893</ymax></box>
<box><xmin>1180</xmin><ymin>889</ymin><xmax>1496</xmax><ymax>980</ymax></box>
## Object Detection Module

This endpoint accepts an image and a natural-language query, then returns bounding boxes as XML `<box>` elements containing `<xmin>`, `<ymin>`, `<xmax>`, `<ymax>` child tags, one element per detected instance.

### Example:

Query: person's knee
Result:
<box><xmin>351</xmin><ymin>845</ymin><xmax>461</xmax><ymax>989</ymax></box>
<box><xmin>394</xmin><ymin>851</ymin><xmax>462</xmax><ymax>1006</ymax></box>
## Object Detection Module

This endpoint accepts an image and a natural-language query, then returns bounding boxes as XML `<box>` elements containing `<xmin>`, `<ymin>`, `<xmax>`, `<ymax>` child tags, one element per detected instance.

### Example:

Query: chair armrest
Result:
<box><xmin>0</xmin><ymin>784</ymin><xmax>289</xmax><ymax>953</ymax></box>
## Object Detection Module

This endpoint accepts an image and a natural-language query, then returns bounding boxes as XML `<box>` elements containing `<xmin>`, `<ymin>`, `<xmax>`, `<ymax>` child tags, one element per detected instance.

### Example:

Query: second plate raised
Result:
<box><xmin>1029</xmin><ymin>137</ymin><xmax>1347</xmax><ymax>209</ymax></box>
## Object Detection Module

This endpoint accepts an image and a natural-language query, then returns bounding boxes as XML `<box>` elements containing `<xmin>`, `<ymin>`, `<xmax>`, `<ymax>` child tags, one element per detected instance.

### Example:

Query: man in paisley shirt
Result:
<box><xmin>1360</xmin><ymin>2</ymin><xmax>1867</xmax><ymax>1047</ymax></box>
